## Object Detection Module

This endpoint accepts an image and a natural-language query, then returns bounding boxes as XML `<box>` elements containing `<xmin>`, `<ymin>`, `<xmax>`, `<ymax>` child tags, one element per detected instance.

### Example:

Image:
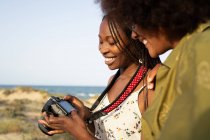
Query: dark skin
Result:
<box><xmin>147</xmin><ymin>63</ymin><xmax>161</xmax><ymax>90</ymax></box>
<box><xmin>38</xmin><ymin>70</ymin><xmax>156</xmax><ymax>139</ymax></box>
<box><xmin>38</xmin><ymin>17</ymin><xmax>157</xmax><ymax>140</ymax></box>
<box><xmin>39</xmin><ymin>79</ymin><xmax>155</xmax><ymax>139</ymax></box>
<box><xmin>38</xmin><ymin>68</ymin><xmax>157</xmax><ymax>139</ymax></box>
<box><xmin>99</xmin><ymin>1</ymin><xmax>210</xmax><ymax>140</ymax></box>
<box><xmin>38</xmin><ymin>95</ymin><xmax>96</xmax><ymax>139</ymax></box>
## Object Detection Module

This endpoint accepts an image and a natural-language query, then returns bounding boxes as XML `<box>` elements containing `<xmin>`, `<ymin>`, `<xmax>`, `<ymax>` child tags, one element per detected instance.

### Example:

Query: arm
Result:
<box><xmin>158</xmin><ymin>78</ymin><xmax>210</xmax><ymax>140</ymax></box>
<box><xmin>158</xmin><ymin>32</ymin><xmax>210</xmax><ymax>140</ymax></box>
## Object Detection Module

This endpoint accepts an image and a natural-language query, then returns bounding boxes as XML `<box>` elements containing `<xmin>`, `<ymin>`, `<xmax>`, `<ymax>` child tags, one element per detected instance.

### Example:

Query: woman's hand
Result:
<box><xmin>63</xmin><ymin>95</ymin><xmax>91</xmax><ymax>120</ymax></box>
<box><xmin>42</xmin><ymin>111</ymin><xmax>95</xmax><ymax>139</ymax></box>
<box><xmin>147</xmin><ymin>63</ymin><xmax>161</xmax><ymax>90</ymax></box>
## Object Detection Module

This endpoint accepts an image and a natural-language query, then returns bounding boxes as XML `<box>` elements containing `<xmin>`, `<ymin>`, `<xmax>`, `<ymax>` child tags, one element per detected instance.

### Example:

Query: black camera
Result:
<box><xmin>38</xmin><ymin>96</ymin><xmax>76</xmax><ymax>136</ymax></box>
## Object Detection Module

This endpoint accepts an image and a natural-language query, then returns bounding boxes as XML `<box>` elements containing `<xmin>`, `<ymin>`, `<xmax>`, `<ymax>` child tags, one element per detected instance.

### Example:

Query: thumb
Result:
<box><xmin>147</xmin><ymin>63</ymin><xmax>161</xmax><ymax>89</ymax></box>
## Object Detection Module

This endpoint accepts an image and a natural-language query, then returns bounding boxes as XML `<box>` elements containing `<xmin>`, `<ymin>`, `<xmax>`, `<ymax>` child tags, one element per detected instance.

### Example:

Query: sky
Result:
<box><xmin>0</xmin><ymin>0</ymin><xmax>170</xmax><ymax>86</ymax></box>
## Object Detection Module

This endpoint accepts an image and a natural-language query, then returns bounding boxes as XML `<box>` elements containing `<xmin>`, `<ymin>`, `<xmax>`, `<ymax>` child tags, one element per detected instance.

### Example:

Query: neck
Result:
<box><xmin>119</xmin><ymin>63</ymin><xmax>139</xmax><ymax>77</ymax></box>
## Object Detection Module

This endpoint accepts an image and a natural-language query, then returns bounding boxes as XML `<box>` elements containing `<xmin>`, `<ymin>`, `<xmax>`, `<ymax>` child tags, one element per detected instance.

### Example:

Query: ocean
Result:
<box><xmin>0</xmin><ymin>85</ymin><xmax>105</xmax><ymax>99</ymax></box>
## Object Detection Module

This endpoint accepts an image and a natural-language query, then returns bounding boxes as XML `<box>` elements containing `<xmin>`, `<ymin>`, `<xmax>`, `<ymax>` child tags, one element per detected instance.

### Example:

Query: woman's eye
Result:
<box><xmin>109</xmin><ymin>42</ymin><xmax>115</xmax><ymax>45</ymax></box>
<box><xmin>109</xmin><ymin>40</ymin><xmax>119</xmax><ymax>46</ymax></box>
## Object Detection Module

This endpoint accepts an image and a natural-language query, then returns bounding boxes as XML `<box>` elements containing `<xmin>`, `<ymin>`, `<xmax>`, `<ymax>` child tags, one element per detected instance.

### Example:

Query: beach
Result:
<box><xmin>0</xmin><ymin>87</ymin><xmax>97</xmax><ymax>140</ymax></box>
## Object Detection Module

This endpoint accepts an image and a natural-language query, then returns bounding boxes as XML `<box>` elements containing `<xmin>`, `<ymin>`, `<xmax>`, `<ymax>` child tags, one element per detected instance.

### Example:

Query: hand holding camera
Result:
<box><xmin>38</xmin><ymin>96</ymin><xmax>76</xmax><ymax>136</ymax></box>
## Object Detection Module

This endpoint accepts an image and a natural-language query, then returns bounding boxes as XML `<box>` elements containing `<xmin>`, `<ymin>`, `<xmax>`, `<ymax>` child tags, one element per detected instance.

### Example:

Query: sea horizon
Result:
<box><xmin>0</xmin><ymin>84</ymin><xmax>105</xmax><ymax>99</ymax></box>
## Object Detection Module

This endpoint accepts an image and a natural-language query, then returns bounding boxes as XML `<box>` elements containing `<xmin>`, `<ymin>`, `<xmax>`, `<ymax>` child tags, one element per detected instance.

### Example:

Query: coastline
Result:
<box><xmin>0</xmin><ymin>85</ymin><xmax>104</xmax><ymax>100</ymax></box>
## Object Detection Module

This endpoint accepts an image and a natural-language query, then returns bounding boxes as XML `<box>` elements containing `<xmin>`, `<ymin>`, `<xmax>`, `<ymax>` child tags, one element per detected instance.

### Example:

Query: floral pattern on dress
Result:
<box><xmin>93</xmin><ymin>89</ymin><xmax>142</xmax><ymax>140</ymax></box>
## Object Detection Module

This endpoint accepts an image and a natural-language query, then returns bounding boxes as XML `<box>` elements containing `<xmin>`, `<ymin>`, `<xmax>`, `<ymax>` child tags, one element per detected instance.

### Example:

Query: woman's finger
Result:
<box><xmin>48</xmin><ymin>116</ymin><xmax>64</xmax><ymax>124</ymax></box>
<box><xmin>64</xmin><ymin>95</ymin><xmax>84</xmax><ymax>109</ymax></box>
<box><xmin>147</xmin><ymin>63</ymin><xmax>161</xmax><ymax>82</ymax></box>
<box><xmin>48</xmin><ymin>129</ymin><xmax>65</xmax><ymax>135</ymax></box>
<box><xmin>38</xmin><ymin>119</ymin><xmax>57</xmax><ymax>130</ymax></box>
<box><xmin>63</xmin><ymin>95</ymin><xmax>75</xmax><ymax>102</ymax></box>
<box><xmin>147</xmin><ymin>63</ymin><xmax>161</xmax><ymax>89</ymax></box>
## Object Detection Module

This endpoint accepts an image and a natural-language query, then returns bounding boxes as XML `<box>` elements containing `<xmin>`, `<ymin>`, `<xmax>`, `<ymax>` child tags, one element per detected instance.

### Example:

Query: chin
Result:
<box><xmin>149</xmin><ymin>51</ymin><xmax>158</xmax><ymax>58</ymax></box>
<box><xmin>108</xmin><ymin>66</ymin><xmax>118</xmax><ymax>70</ymax></box>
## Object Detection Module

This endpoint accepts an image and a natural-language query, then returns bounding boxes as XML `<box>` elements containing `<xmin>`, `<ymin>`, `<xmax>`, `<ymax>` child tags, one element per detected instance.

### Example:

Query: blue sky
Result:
<box><xmin>0</xmin><ymin>0</ymin><xmax>170</xmax><ymax>86</ymax></box>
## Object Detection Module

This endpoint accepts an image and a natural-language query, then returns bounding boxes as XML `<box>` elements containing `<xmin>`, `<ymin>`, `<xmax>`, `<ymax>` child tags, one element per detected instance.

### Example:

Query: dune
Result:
<box><xmin>0</xmin><ymin>88</ymin><xmax>48</xmax><ymax>102</ymax></box>
<box><xmin>0</xmin><ymin>87</ymin><xmax>97</xmax><ymax>140</ymax></box>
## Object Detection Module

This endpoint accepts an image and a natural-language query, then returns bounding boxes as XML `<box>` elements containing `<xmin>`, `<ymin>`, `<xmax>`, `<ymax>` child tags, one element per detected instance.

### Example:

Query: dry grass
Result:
<box><xmin>0</xmin><ymin>87</ymin><xmax>97</xmax><ymax>140</ymax></box>
<box><xmin>0</xmin><ymin>87</ymin><xmax>75</xmax><ymax>140</ymax></box>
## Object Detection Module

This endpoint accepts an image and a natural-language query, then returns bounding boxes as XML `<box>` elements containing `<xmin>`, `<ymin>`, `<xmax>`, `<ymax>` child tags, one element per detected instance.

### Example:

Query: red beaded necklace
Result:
<box><xmin>86</xmin><ymin>65</ymin><xmax>147</xmax><ymax>124</ymax></box>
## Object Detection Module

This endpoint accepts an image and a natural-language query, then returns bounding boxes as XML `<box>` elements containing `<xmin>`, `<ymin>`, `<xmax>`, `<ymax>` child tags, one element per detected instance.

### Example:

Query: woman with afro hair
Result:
<box><xmin>98</xmin><ymin>0</ymin><xmax>210</xmax><ymax>140</ymax></box>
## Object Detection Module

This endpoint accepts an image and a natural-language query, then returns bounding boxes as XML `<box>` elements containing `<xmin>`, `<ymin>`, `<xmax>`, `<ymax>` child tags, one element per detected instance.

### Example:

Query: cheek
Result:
<box><xmin>116</xmin><ymin>52</ymin><xmax>127</xmax><ymax>64</ymax></box>
<box><xmin>144</xmin><ymin>40</ymin><xmax>160</xmax><ymax>58</ymax></box>
<box><xmin>151</xmin><ymin>42</ymin><xmax>170</xmax><ymax>57</ymax></box>
<box><xmin>113</xmin><ymin>47</ymin><xmax>123</xmax><ymax>56</ymax></box>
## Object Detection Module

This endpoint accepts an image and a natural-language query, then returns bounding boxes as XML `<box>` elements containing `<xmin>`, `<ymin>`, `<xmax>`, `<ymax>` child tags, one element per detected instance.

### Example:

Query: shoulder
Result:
<box><xmin>190</xmin><ymin>30</ymin><xmax>210</xmax><ymax>47</ymax></box>
<box><xmin>178</xmin><ymin>25</ymin><xmax>210</xmax><ymax>66</ymax></box>
<box><xmin>186</xmin><ymin>24</ymin><xmax>210</xmax><ymax>51</ymax></box>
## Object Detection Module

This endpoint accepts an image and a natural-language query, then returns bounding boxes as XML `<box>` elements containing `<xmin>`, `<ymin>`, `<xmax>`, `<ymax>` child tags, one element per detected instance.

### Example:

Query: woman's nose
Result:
<box><xmin>131</xmin><ymin>31</ymin><xmax>139</xmax><ymax>40</ymax></box>
<box><xmin>99</xmin><ymin>44</ymin><xmax>109</xmax><ymax>54</ymax></box>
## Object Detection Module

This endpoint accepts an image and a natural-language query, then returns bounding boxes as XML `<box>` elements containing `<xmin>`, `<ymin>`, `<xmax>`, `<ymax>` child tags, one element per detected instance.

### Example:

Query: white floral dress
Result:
<box><xmin>93</xmin><ymin>88</ymin><xmax>144</xmax><ymax>140</ymax></box>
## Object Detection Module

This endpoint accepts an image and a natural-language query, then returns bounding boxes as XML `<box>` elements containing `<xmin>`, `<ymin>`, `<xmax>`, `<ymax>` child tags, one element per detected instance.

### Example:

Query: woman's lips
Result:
<box><xmin>105</xmin><ymin>57</ymin><xmax>115</xmax><ymax>65</ymax></box>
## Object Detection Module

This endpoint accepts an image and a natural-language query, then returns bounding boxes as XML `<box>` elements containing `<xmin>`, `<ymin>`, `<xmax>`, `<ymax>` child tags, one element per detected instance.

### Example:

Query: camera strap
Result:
<box><xmin>86</xmin><ymin>65</ymin><xmax>147</xmax><ymax>124</ymax></box>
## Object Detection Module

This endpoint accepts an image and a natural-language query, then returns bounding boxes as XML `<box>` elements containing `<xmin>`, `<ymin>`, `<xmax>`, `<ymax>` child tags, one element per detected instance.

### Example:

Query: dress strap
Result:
<box><xmin>86</xmin><ymin>65</ymin><xmax>147</xmax><ymax>124</ymax></box>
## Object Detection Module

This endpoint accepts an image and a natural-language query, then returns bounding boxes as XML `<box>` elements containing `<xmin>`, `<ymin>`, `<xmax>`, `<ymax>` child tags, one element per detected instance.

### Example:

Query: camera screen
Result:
<box><xmin>59</xmin><ymin>101</ymin><xmax>75</xmax><ymax>113</ymax></box>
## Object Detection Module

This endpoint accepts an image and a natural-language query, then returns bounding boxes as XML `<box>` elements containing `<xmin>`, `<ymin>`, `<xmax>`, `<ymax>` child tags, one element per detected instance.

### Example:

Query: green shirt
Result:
<box><xmin>142</xmin><ymin>21</ymin><xmax>210</xmax><ymax>140</ymax></box>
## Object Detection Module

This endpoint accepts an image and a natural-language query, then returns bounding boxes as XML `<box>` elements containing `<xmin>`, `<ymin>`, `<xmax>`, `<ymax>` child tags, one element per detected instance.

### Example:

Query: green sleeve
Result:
<box><xmin>158</xmin><ymin>30</ymin><xmax>210</xmax><ymax>140</ymax></box>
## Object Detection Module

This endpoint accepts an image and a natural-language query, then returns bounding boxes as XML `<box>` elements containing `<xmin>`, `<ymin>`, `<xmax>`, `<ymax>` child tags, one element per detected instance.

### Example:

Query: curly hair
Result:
<box><xmin>104</xmin><ymin>15</ymin><xmax>160</xmax><ymax>69</ymax></box>
<box><xmin>98</xmin><ymin>0</ymin><xmax>210</xmax><ymax>41</ymax></box>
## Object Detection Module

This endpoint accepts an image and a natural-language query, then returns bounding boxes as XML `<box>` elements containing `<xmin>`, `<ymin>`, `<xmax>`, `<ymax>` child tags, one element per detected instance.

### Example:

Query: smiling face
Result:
<box><xmin>98</xmin><ymin>17</ymin><xmax>131</xmax><ymax>70</ymax></box>
<box><xmin>131</xmin><ymin>25</ymin><xmax>176</xmax><ymax>58</ymax></box>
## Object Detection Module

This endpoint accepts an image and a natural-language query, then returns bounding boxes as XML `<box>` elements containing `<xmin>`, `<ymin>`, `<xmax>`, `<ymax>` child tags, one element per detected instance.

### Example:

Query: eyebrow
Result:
<box><xmin>98</xmin><ymin>35</ymin><xmax>114</xmax><ymax>41</ymax></box>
